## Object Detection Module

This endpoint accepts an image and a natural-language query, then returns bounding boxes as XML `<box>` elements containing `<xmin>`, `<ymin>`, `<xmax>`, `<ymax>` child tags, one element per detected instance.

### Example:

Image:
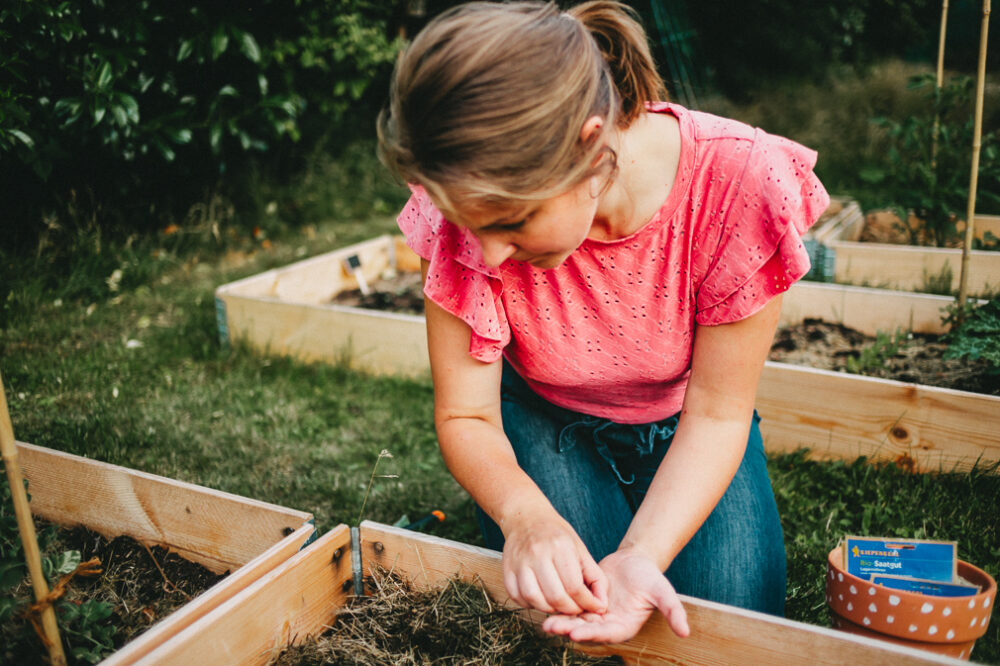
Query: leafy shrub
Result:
<box><xmin>859</xmin><ymin>74</ymin><xmax>1000</xmax><ymax>247</ymax></box>
<box><xmin>943</xmin><ymin>297</ymin><xmax>1000</xmax><ymax>374</ymax></box>
<box><xmin>0</xmin><ymin>1</ymin><xmax>402</xmax><ymax>246</ymax></box>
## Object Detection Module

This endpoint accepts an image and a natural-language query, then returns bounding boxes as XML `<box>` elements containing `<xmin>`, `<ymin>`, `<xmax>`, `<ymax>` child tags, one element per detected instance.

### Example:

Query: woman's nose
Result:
<box><xmin>480</xmin><ymin>237</ymin><xmax>516</xmax><ymax>267</ymax></box>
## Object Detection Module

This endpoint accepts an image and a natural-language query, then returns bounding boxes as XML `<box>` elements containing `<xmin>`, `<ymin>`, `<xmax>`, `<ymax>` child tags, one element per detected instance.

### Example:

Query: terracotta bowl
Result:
<box><xmin>826</xmin><ymin>546</ymin><xmax>996</xmax><ymax>660</ymax></box>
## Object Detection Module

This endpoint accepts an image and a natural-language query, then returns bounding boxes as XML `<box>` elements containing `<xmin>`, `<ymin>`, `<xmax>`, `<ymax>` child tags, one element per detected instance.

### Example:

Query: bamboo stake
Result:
<box><xmin>958</xmin><ymin>0</ymin><xmax>991</xmax><ymax>311</ymax></box>
<box><xmin>931</xmin><ymin>0</ymin><xmax>949</xmax><ymax>169</ymax></box>
<box><xmin>0</xmin><ymin>371</ymin><xmax>67</xmax><ymax>666</ymax></box>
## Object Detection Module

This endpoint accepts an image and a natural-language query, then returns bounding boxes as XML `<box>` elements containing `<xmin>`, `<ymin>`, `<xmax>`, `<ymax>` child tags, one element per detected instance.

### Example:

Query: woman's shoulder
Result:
<box><xmin>397</xmin><ymin>185</ymin><xmax>498</xmax><ymax>277</ymax></box>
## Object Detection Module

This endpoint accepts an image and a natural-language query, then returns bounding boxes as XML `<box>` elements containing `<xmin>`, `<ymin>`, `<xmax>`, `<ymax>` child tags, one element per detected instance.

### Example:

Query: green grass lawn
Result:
<box><xmin>2</xmin><ymin>213</ymin><xmax>998</xmax><ymax>663</ymax></box>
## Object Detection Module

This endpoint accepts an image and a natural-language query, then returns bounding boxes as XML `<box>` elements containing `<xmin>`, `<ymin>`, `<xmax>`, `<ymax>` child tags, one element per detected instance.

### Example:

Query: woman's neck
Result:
<box><xmin>591</xmin><ymin>111</ymin><xmax>681</xmax><ymax>241</ymax></box>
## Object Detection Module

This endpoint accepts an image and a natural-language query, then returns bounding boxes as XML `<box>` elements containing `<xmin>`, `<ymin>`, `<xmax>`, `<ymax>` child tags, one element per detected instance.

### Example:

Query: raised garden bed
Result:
<box><xmin>216</xmin><ymin>235</ymin><xmax>1000</xmax><ymax>474</ymax></box>
<box><xmin>140</xmin><ymin>522</ymin><xmax>966</xmax><ymax>665</ymax></box>
<box><xmin>808</xmin><ymin>208</ymin><xmax>1000</xmax><ymax>294</ymax></box>
<box><xmin>8</xmin><ymin>441</ymin><xmax>314</xmax><ymax>664</ymax></box>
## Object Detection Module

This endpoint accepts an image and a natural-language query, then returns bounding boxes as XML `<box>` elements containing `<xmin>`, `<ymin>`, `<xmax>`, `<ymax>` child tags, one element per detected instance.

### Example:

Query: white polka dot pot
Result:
<box><xmin>826</xmin><ymin>546</ymin><xmax>996</xmax><ymax>660</ymax></box>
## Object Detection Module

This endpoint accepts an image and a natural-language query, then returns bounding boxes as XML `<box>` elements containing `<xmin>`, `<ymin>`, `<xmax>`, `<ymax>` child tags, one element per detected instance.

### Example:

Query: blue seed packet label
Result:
<box><xmin>843</xmin><ymin>536</ymin><xmax>956</xmax><ymax>583</ymax></box>
<box><xmin>871</xmin><ymin>574</ymin><xmax>979</xmax><ymax>597</ymax></box>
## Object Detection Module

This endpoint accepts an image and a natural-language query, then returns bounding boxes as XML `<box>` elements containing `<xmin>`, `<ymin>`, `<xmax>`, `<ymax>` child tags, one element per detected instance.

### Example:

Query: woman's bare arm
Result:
<box><xmin>422</xmin><ymin>259</ymin><xmax>608</xmax><ymax>616</ymax></box>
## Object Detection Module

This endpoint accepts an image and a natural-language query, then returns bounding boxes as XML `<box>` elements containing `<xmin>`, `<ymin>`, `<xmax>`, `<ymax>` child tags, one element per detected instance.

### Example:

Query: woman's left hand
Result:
<box><xmin>540</xmin><ymin>548</ymin><xmax>690</xmax><ymax>644</ymax></box>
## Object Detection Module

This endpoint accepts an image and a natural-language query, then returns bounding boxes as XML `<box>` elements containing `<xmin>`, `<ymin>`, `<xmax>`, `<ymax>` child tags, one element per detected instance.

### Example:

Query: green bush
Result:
<box><xmin>860</xmin><ymin>74</ymin><xmax>1000</xmax><ymax>247</ymax></box>
<box><xmin>944</xmin><ymin>297</ymin><xmax>1000</xmax><ymax>375</ymax></box>
<box><xmin>0</xmin><ymin>0</ymin><xmax>402</xmax><ymax>247</ymax></box>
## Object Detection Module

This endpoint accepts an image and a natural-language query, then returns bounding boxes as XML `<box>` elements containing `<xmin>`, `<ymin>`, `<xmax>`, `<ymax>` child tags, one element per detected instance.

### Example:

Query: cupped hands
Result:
<box><xmin>541</xmin><ymin>547</ymin><xmax>690</xmax><ymax>644</ymax></box>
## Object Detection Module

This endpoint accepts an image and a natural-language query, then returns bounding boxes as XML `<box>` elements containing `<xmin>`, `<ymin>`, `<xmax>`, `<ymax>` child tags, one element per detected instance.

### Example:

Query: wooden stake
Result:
<box><xmin>957</xmin><ymin>0</ymin><xmax>991</xmax><ymax>312</ymax></box>
<box><xmin>931</xmin><ymin>0</ymin><xmax>950</xmax><ymax>169</ymax></box>
<box><xmin>0</xmin><ymin>372</ymin><xmax>67</xmax><ymax>666</ymax></box>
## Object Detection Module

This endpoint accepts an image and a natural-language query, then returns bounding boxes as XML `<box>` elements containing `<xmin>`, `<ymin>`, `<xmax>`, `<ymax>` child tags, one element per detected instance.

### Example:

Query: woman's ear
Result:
<box><xmin>579</xmin><ymin>115</ymin><xmax>603</xmax><ymax>144</ymax></box>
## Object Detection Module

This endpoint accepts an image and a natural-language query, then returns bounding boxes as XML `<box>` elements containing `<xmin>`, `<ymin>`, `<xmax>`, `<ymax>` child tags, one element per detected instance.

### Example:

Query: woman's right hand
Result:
<box><xmin>501</xmin><ymin>510</ymin><xmax>609</xmax><ymax>616</ymax></box>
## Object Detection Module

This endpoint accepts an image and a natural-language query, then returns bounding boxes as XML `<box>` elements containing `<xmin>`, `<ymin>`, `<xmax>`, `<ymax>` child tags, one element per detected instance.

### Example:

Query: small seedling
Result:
<box><xmin>356</xmin><ymin>449</ymin><xmax>397</xmax><ymax>525</ymax></box>
<box><xmin>845</xmin><ymin>328</ymin><xmax>910</xmax><ymax>375</ymax></box>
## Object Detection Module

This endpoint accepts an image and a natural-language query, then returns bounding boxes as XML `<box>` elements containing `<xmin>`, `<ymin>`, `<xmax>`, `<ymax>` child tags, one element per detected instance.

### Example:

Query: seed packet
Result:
<box><xmin>843</xmin><ymin>535</ymin><xmax>957</xmax><ymax>583</ymax></box>
<box><xmin>870</xmin><ymin>574</ymin><xmax>980</xmax><ymax>597</ymax></box>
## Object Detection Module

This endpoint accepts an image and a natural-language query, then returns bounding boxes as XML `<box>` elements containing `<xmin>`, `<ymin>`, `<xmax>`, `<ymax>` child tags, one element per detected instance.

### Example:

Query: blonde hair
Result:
<box><xmin>377</xmin><ymin>1</ymin><xmax>665</xmax><ymax>218</ymax></box>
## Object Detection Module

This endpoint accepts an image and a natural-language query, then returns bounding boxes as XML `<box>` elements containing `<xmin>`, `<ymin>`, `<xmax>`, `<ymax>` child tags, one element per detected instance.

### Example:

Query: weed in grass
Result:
<box><xmin>357</xmin><ymin>449</ymin><xmax>397</xmax><ymax>525</ymax></box>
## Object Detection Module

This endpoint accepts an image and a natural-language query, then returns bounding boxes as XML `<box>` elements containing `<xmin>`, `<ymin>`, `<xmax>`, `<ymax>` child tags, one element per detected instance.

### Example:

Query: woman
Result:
<box><xmin>377</xmin><ymin>1</ymin><xmax>829</xmax><ymax>644</ymax></box>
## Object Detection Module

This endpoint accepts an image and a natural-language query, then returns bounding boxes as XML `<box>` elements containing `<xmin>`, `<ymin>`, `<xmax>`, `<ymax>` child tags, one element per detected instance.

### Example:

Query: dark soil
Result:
<box><xmin>2</xmin><ymin>521</ymin><xmax>226</xmax><ymax>665</ymax></box>
<box><xmin>332</xmin><ymin>271</ymin><xmax>426</xmax><ymax>315</ymax></box>
<box><xmin>768</xmin><ymin>318</ymin><xmax>998</xmax><ymax>395</ymax></box>
<box><xmin>329</xmin><ymin>272</ymin><xmax>998</xmax><ymax>395</ymax></box>
<box><xmin>268</xmin><ymin>570</ymin><xmax>622</xmax><ymax>666</ymax></box>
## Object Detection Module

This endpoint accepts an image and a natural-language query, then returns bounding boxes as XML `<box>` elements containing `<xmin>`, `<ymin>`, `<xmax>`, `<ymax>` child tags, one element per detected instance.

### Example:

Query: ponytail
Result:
<box><xmin>569</xmin><ymin>1</ymin><xmax>666</xmax><ymax>126</ymax></box>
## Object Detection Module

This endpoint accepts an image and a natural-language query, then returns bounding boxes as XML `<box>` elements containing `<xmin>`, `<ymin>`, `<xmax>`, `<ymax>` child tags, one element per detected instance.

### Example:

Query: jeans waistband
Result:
<box><xmin>501</xmin><ymin>359</ymin><xmax>680</xmax><ymax>486</ymax></box>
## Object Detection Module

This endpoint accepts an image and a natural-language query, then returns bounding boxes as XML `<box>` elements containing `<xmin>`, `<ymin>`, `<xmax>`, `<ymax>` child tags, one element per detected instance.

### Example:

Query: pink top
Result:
<box><xmin>398</xmin><ymin>103</ymin><xmax>830</xmax><ymax>424</ymax></box>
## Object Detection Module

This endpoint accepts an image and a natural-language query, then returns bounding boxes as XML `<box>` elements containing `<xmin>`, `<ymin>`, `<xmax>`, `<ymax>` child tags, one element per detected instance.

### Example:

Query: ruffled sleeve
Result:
<box><xmin>396</xmin><ymin>185</ymin><xmax>510</xmax><ymax>362</ymax></box>
<box><xmin>695</xmin><ymin>131</ymin><xmax>829</xmax><ymax>325</ymax></box>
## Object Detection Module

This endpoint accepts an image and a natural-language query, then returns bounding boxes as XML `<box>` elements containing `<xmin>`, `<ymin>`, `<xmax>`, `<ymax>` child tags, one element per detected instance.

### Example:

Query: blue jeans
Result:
<box><xmin>477</xmin><ymin>361</ymin><xmax>787</xmax><ymax>616</ymax></box>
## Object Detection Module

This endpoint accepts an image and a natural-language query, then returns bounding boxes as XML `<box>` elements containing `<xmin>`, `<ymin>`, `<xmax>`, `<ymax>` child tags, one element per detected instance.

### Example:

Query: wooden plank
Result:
<box><xmin>217</xmin><ymin>235</ymin><xmax>396</xmax><ymax>304</ymax></box>
<box><xmin>394</xmin><ymin>235</ymin><xmax>423</xmax><ymax>272</ymax></box>
<box><xmin>219</xmin><ymin>294</ymin><xmax>428</xmax><ymax>376</ymax></box>
<box><xmin>832</xmin><ymin>212</ymin><xmax>1000</xmax><ymax>244</ymax></box>
<box><xmin>360</xmin><ymin>522</ymin><xmax>963</xmax><ymax>665</ymax></box>
<box><xmin>809</xmin><ymin>198</ymin><xmax>864</xmax><ymax>244</ymax></box>
<box><xmin>780</xmin><ymin>282</ymin><xmax>956</xmax><ymax>335</ymax></box>
<box><xmin>829</xmin><ymin>240</ymin><xmax>1000</xmax><ymax>294</ymax></box>
<box><xmin>103</xmin><ymin>523</ymin><xmax>314</xmax><ymax>665</ymax></box>
<box><xmin>17</xmin><ymin>441</ymin><xmax>313</xmax><ymax>574</ymax></box>
<box><xmin>756</xmin><ymin>363</ymin><xmax>1000</xmax><ymax>473</ymax></box>
<box><xmin>139</xmin><ymin>526</ymin><xmax>353</xmax><ymax>666</ymax></box>
<box><xmin>972</xmin><ymin>214</ymin><xmax>1000</xmax><ymax>242</ymax></box>
<box><xmin>14</xmin><ymin>441</ymin><xmax>315</xmax><ymax>664</ymax></box>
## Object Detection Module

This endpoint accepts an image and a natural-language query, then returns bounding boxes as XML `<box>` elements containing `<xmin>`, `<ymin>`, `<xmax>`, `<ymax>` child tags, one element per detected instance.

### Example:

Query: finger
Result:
<box><xmin>503</xmin><ymin>564</ymin><xmax>526</xmax><ymax>609</ymax></box>
<box><xmin>568</xmin><ymin>617</ymin><xmax>632</xmax><ymax>644</ymax></box>
<box><xmin>534</xmin><ymin>559</ymin><xmax>584</xmax><ymax>615</ymax></box>
<box><xmin>579</xmin><ymin>555</ymin><xmax>609</xmax><ymax>611</ymax></box>
<box><xmin>541</xmin><ymin>546</ymin><xmax>605</xmax><ymax>615</ymax></box>
<box><xmin>514</xmin><ymin>567</ymin><xmax>558</xmax><ymax>614</ymax></box>
<box><xmin>650</xmin><ymin>579</ymin><xmax>690</xmax><ymax>638</ymax></box>
<box><xmin>541</xmin><ymin>614</ymin><xmax>588</xmax><ymax>635</ymax></box>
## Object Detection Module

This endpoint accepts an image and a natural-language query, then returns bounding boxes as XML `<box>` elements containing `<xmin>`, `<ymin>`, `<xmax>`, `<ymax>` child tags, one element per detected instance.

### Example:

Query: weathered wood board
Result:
<box><xmin>817</xmin><ymin>212</ymin><xmax>1000</xmax><ymax>294</ymax></box>
<box><xmin>756</xmin><ymin>364</ymin><xmax>1000</xmax><ymax>473</ymax></box>
<box><xmin>136</xmin><ymin>526</ymin><xmax>353</xmax><ymax>665</ymax></box>
<box><xmin>216</xmin><ymin>235</ymin><xmax>426</xmax><ymax>374</ymax></box>
<box><xmin>779</xmin><ymin>281</ymin><xmax>959</xmax><ymax>335</ymax></box>
<box><xmin>141</xmin><ymin>522</ymin><xmax>965</xmax><ymax>664</ymax></box>
<box><xmin>14</xmin><ymin>441</ymin><xmax>315</xmax><ymax>665</ymax></box>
